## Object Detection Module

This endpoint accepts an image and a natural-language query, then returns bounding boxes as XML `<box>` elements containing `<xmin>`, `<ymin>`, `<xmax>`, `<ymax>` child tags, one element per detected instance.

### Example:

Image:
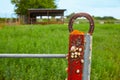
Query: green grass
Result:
<box><xmin>0</xmin><ymin>24</ymin><xmax>120</xmax><ymax>80</ymax></box>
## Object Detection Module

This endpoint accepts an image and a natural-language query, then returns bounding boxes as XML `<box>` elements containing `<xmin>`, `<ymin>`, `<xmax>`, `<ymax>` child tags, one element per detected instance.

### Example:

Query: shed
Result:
<box><xmin>28</xmin><ymin>9</ymin><xmax>66</xmax><ymax>24</ymax></box>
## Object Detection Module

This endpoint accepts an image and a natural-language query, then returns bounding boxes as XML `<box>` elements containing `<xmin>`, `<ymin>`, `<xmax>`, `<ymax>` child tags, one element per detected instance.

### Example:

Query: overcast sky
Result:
<box><xmin>0</xmin><ymin>0</ymin><xmax>120</xmax><ymax>19</ymax></box>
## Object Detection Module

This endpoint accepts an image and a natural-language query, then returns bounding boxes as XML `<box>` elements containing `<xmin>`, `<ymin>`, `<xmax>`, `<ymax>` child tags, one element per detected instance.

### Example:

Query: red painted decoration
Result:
<box><xmin>68</xmin><ymin>30</ymin><xmax>85</xmax><ymax>80</ymax></box>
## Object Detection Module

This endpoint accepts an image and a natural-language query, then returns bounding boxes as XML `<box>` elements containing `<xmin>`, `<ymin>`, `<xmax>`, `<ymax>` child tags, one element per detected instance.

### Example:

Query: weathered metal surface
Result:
<box><xmin>68</xmin><ymin>13</ymin><xmax>94</xmax><ymax>35</ymax></box>
<box><xmin>83</xmin><ymin>35</ymin><xmax>92</xmax><ymax>80</ymax></box>
<box><xmin>68</xmin><ymin>32</ymin><xmax>85</xmax><ymax>80</ymax></box>
<box><xmin>67</xmin><ymin>34</ymin><xmax>92</xmax><ymax>80</ymax></box>
<box><xmin>0</xmin><ymin>54</ymin><xmax>66</xmax><ymax>58</ymax></box>
<box><xmin>67</xmin><ymin>13</ymin><xmax>94</xmax><ymax>80</ymax></box>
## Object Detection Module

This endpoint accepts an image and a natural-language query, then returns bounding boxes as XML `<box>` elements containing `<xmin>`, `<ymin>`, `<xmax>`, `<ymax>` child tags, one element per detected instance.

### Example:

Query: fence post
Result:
<box><xmin>67</xmin><ymin>13</ymin><xmax>94</xmax><ymax>80</ymax></box>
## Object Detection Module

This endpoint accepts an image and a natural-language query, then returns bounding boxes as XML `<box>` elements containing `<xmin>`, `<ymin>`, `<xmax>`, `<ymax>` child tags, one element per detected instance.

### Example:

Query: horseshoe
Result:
<box><xmin>68</xmin><ymin>13</ymin><xmax>95</xmax><ymax>35</ymax></box>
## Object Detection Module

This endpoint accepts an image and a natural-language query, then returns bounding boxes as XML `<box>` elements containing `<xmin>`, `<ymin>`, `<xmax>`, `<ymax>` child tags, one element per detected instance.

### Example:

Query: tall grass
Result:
<box><xmin>0</xmin><ymin>24</ymin><xmax>68</xmax><ymax>53</ymax></box>
<box><xmin>91</xmin><ymin>24</ymin><xmax>120</xmax><ymax>80</ymax></box>
<box><xmin>0</xmin><ymin>24</ymin><xmax>120</xmax><ymax>80</ymax></box>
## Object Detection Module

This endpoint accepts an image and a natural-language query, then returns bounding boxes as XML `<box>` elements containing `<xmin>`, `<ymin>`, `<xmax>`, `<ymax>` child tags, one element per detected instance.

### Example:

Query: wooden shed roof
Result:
<box><xmin>28</xmin><ymin>9</ymin><xmax>66</xmax><ymax>16</ymax></box>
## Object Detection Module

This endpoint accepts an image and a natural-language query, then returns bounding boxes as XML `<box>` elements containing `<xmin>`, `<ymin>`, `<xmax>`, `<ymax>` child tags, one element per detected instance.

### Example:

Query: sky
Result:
<box><xmin>0</xmin><ymin>0</ymin><xmax>120</xmax><ymax>19</ymax></box>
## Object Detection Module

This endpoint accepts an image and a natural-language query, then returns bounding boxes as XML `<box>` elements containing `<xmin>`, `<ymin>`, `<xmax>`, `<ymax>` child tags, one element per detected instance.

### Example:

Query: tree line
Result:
<box><xmin>94</xmin><ymin>16</ymin><xmax>116</xmax><ymax>20</ymax></box>
<box><xmin>66</xmin><ymin>13</ymin><xmax>117</xmax><ymax>20</ymax></box>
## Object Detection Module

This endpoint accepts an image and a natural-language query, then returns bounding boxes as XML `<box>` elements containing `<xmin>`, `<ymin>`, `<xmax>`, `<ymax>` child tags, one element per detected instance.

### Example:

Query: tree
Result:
<box><xmin>66</xmin><ymin>12</ymin><xmax>75</xmax><ymax>19</ymax></box>
<box><xmin>94</xmin><ymin>16</ymin><xmax>116</xmax><ymax>20</ymax></box>
<box><xmin>11</xmin><ymin>0</ymin><xmax>57</xmax><ymax>15</ymax></box>
<box><xmin>102</xmin><ymin>16</ymin><xmax>116</xmax><ymax>20</ymax></box>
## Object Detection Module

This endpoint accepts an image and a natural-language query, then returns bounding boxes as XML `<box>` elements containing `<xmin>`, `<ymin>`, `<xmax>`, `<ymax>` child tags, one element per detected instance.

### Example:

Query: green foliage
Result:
<box><xmin>11</xmin><ymin>0</ymin><xmax>57</xmax><ymax>15</ymax></box>
<box><xmin>0</xmin><ymin>24</ymin><xmax>120</xmax><ymax>80</ymax></box>
<box><xmin>66</xmin><ymin>12</ymin><xmax>75</xmax><ymax>19</ymax></box>
<box><xmin>94</xmin><ymin>16</ymin><xmax>116</xmax><ymax>20</ymax></box>
<box><xmin>0</xmin><ymin>18</ymin><xmax>6</xmax><ymax>23</ymax></box>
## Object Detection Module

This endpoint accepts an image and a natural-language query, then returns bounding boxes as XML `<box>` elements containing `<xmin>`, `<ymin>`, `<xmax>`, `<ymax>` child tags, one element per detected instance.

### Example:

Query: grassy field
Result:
<box><xmin>0</xmin><ymin>24</ymin><xmax>120</xmax><ymax>80</ymax></box>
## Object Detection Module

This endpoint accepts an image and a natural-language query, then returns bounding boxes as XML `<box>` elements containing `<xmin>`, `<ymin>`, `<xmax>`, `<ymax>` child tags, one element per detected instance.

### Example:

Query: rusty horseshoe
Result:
<box><xmin>68</xmin><ymin>13</ymin><xmax>95</xmax><ymax>35</ymax></box>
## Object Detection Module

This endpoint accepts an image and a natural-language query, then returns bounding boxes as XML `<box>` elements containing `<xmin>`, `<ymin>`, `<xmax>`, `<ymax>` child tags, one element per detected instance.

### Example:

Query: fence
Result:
<box><xmin>0</xmin><ymin>54</ymin><xmax>66</xmax><ymax>58</ymax></box>
<box><xmin>0</xmin><ymin>35</ymin><xmax>92</xmax><ymax>80</ymax></box>
<box><xmin>0</xmin><ymin>13</ymin><xmax>94</xmax><ymax>80</ymax></box>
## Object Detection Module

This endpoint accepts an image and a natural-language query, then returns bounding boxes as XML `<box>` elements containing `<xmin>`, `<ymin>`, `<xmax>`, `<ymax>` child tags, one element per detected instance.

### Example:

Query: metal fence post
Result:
<box><xmin>67</xmin><ymin>13</ymin><xmax>94</xmax><ymax>80</ymax></box>
<box><xmin>83</xmin><ymin>35</ymin><xmax>92</xmax><ymax>80</ymax></box>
